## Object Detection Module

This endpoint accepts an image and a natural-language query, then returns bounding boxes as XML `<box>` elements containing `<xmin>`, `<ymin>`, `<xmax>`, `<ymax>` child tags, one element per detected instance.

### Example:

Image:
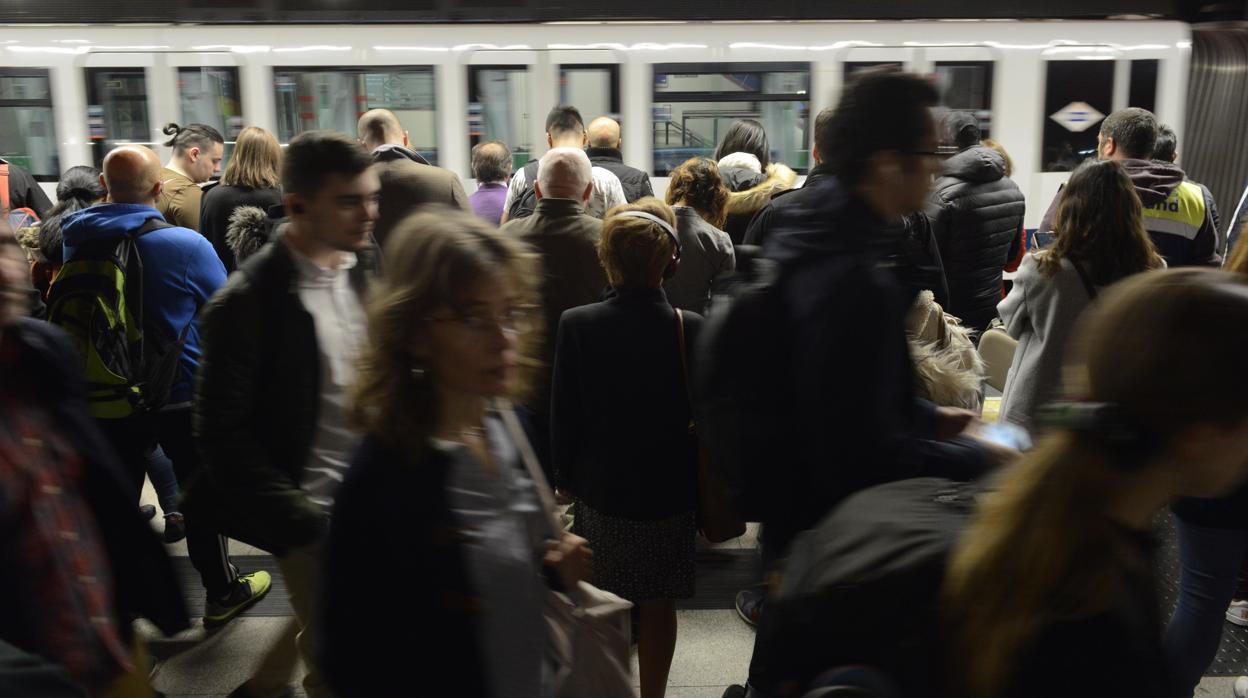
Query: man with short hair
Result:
<box><xmin>722</xmin><ymin>69</ymin><xmax>998</xmax><ymax>697</ymax></box>
<box><xmin>59</xmin><ymin>145</ymin><xmax>269</xmax><ymax>628</ymax></box>
<box><xmin>469</xmin><ymin>139</ymin><xmax>512</xmax><ymax>225</ymax></box>
<box><xmin>500</xmin><ymin>105</ymin><xmax>627</xmax><ymax>222</ymax></box>
<box><xmin>1039</xmin><ymin>108</ymin><xmax>1221</xmax><ymax>267</ymax></box>
<box><xmin>187</xmin><ymin>131</ymin><xmax>380</xmax><ymax>698</ymax></box>
<box><xmin>500</xmin><ymin>147</ymin><xmax>608</xmax><ymax>480</ymax></box>
<box><xmin>157</xmin><ymin>123</ymin><xmax>225</xmax><ymax>231</ymax></box>
<box><xmin>358</xmin><ymin>108</ymin><xmax>469</xmax><ymax>247</ymax></box>
<box><xmin>1152</xmin><ymin>123</ymin><xmax>1223</xmax><ymax>257</ymax></box>
<box><xmin>922</xmin><ymin>111</ymin><xmax>1026</xmax><ymax>333</ymax></box>
<box><xmin>586</xmin><ymin>116</ymin><xmax>654</xmax><ymax>203</ymax></box>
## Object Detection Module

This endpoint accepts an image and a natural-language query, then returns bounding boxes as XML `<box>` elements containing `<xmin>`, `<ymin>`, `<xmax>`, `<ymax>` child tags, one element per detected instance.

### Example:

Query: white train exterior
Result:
<box><xmin>0</xmin><ymin>20</ymin><xmax>1191</xmax><ymax>229</ymax></box>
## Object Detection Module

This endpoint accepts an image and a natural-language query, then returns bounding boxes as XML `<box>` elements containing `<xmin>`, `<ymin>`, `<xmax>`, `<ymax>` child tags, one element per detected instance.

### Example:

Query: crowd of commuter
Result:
<box><xmin>2</xmin><ymin>64</ymin><xmax>1248</xmax><ymax>698</ymax></box>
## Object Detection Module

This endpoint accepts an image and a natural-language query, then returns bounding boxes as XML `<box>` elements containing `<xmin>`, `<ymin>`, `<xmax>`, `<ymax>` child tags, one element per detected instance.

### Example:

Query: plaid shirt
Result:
<box><xmin>0</xmin><ymin>346</ymin><xmax>132</xmax><ymax>687</ymax></box>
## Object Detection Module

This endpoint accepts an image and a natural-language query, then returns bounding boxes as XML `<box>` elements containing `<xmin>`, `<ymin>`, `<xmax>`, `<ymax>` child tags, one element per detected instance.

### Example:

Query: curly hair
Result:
<box><xmin>664</xmin><ymin>157</ymin><xmax>729</xmax><ymax>229</ymax></box>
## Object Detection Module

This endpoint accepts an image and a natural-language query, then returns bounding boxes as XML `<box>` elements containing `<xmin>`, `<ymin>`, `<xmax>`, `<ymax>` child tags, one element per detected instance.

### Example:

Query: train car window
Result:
<box><xmin>1041</xmin><ymin>60</ymin><xmax>1114</xmax><ymax>172</ymax></box>
<box><xmin>469</xmin><ymin>66</ymin><xmax>532</xmax><ymax>169</ymax></box>
<box><xmin>1129</xmin><ymin>59</ymin><xmax>1159</xmax><ymax>114</ymax></box>
<box><xmin>86</xmin><ymin>68</ymin><xmax>151</xmax><ymax>169</ymax></box>
<box><xmin>651</xmin><ymin>62</ymin><xmax>810</xmax><ymax>176</ymax></box>
<box><xmin>178</xmin><ymin>67</ymin><xmax>243</xmax><ymax>168</ymax></box>
<box><xmin>559</xmin><ymin>65</ymin><xmax>620</xmax><ymax>123</ymax></box>
<box><xmin>934</xmin><ymin>61</ymin><xmax>994</xmax><ymax>139</ymax></box>
<box><xmin>274</xmin><ymin>67</ymin><xmax>437</xmax><ymax>165</ymax></box>
<box><xmin>0</xmin><ymin>69</ymin><xmax>58</xmax><ymax>181</ymax></box>
<box><xmin>844</xmin><ymin>61</ymin><xmax>902</xmax><ymax>83</ymax></box>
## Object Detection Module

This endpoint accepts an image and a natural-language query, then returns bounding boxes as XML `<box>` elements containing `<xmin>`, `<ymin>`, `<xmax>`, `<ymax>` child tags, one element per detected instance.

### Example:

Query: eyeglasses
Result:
<box><xmin>429</xmin><ymin>306</ymin><xmax>534</xmax><ymax>335</ymax></box>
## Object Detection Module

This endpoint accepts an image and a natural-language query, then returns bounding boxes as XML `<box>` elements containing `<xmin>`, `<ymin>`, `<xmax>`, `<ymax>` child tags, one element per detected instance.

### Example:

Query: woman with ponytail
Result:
<box><xmin>945</xmin><ymin>268</ymin><xmax>1248</xmax><ymax>698</ymax></box>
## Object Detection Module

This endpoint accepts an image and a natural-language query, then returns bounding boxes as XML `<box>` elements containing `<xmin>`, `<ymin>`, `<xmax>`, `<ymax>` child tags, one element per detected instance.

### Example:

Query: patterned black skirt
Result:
<box><xmin>571</xmin><ymin>500</ymin><xmax>696</xmax><ymax>601</ymax></box>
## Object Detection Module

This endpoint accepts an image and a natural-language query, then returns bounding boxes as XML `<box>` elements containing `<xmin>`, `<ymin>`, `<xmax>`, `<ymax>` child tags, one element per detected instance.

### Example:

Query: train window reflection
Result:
<box><xmin>0</xmin><ymin>69</ymin><xmax>58</xmax><ymax>180</ymax></box>
<box><xmin>469</xmin><ymin>66</ymin><xmax>532</xmax><ymax>169</ymax></box>
<box><xmin>87</xmin><ymin>68</ymin><xmax>151</xmax><ymax>169</ymax></box>
<box><xmin>560</xmin><ymin>65</ymin><xmax>619</xmax><ymax>124</ymax></box>
<box><xmin>844</xmin><ymin>61</ymin><xmax>902</xmax><ymax>82</ymax></box>
<box><xmin>1041</xmin><ymin>60</ymin><xmax>1114</xmax><ymax>172</ymax></box>
<box><xmin>934</xmin><ymin>61</ymin><xmax>994</xmax><ymax>138</ymax></box>
<box><xmin>178</xmin><ymin>67</ymin><xmax>243</xmax><ymax>169</ymax></box>
<box><xmin>1129</xmin><ymin>59</ymin><xmax>1159</xmax><ymax>115</ymax></box>
<box><xmin>651</xmin><ymin>62</ymin><xmax>810</xmax><ymax>176</ymax></box>
<box><xmin>274</xmin><ymin>67</ymin><xmax>437</xmax><ymax>165</ymax></box>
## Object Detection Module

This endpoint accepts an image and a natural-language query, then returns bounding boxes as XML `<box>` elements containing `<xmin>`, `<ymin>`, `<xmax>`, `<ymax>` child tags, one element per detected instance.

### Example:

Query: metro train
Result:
<box><xmin>0</xmin><ymin>20</ymin><xmax>1194</xmax><ymax>228</ymax></box>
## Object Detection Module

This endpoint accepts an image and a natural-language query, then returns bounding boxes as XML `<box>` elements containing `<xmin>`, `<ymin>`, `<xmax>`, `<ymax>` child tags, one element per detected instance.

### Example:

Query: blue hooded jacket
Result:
<box><xmin>61</xmin><ymin>203</ymin><xmax>226</xmax><ymax>406</ymax></box>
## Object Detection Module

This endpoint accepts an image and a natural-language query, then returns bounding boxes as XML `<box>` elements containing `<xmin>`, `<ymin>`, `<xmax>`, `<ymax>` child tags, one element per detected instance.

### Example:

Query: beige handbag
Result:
<box><xmin>499</xmin><ymin>405</ymin><xmax>637</xmax><ymax>698</ymax></box>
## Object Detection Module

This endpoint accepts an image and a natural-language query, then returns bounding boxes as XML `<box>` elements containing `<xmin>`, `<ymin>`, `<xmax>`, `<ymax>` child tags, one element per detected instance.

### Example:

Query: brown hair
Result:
<box><xmin>1038</xmin><ymin>159</ymin><xmax>1165</xmax><ymax>285</ymax></box>
<box><xmin>220</xmin><ymin>127</ymin><xmax>281</xmax><ymax>189</ymax></box>
<box><xmin>981</xmin><ymin>138</ymin><xmax>1014</xmax><ymax>178</ymax></box>
<box><xmin>1228</xmin><ymin>221</ymin><xmax>1248</xmax><ymax>274</ymax></box>
<box><xmin>665</xmin><ymin>157</ymin><xmax>729</xmax><ymax>229</ymax></box>
<box><xmin>353</xmin><ymin>208</ymin><xmax>541</xmax><ymax>458</ymax></box>
<box><xmin>599</xmin><ymin>198</ymin><xmax>677</xmax><ymax>289</ymax></box>
<box><xmin>945</xmin><ymin>268</ymin><xmax>1248</xmax><ymax>697</ymax></box>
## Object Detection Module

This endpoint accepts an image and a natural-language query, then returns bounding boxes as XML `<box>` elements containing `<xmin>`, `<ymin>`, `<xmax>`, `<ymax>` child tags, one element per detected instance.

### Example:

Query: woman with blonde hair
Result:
<box><xmin>551</xmin><ymin>198</ymin><xmax>702</xmax><ymax>698</ymax></box>
<box><xmin>663</xmin><ymin>156</ymin><xmax>735</xmax><ymax>314</ymax></box>
<box><xmin>945</xmin><ymin>268</ymin><xmax>1248</xmax><ymax>698</ymax></box>
<box><xmin>323</xmin><ymin>208</ymin><xmax>591</xmax><ymax>697</ymax></box>
<box><xmin>199</xmin><ymin>126</ymin><xmax>283</xmax><ymax>270</ymax></box>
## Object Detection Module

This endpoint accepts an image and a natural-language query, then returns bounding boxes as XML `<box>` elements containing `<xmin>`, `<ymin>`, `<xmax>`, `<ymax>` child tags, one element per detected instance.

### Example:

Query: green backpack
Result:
<box><xmin>46</xmin><ymin>218</ymin><xmax>188</xmax><ymax>420</ymax></box>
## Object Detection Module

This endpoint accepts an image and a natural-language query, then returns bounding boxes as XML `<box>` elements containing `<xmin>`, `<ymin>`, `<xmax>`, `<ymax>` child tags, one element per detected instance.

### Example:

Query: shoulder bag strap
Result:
<box><xmin>497</xmin><ymin>400</ymin><xmax>562</xmax><ymax>535</ymax></box>
<box><xmin>1071</xmin><ymin>259</ymin><xmax>1099</xmax><ymax>300</ymax></box>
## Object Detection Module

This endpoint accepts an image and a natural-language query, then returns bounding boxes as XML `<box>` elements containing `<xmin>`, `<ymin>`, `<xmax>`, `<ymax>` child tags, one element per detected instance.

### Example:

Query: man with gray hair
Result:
<box><xmin>469</xmin><ymin>139</ymin><xmax>512</xmax><ymax>225</ymax></box>
<box><xmin>1039</xmin><ymin>107</ymin><xmax>1221</xmax><ymax>267</ymax></box>
<box><xmin>501</xmin><ymin>147</ymin><xmax>608</xmax><ymax>481</ymax></box>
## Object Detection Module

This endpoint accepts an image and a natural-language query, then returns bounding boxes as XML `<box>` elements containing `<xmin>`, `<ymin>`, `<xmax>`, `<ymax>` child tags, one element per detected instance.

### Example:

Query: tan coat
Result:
<box><xmin>373</xmin><ymin>159</ymin><xmax>470</xmax><ymax>248</ymax></box>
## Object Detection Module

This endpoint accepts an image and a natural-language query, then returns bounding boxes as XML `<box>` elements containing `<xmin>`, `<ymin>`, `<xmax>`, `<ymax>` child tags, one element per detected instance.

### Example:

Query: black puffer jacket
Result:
<box><xmin>924</xmin><ymin>145</ymin><xmax>1025</xmax><ymax>332</ymax></box>
<box><xmin>587</xmin><ymin>147</ymin><xmax>654</xmax><ymax>203</ymax></box>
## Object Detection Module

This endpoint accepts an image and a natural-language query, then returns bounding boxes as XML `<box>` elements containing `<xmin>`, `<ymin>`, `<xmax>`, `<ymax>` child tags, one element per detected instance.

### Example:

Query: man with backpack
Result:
<box><xmin>53</xmin><ymin>145</ymin><xmax>271</xmax><ymax>630</ymax></box>
<box><xmin>702</xmin><ymin>70</ymin><xmax>1004</xmax><ymax>698</ymax></box>
<box><xmin>499</xmin><ymin>105</ymin><xmax>627</xmax><ymax>223</ymax></box>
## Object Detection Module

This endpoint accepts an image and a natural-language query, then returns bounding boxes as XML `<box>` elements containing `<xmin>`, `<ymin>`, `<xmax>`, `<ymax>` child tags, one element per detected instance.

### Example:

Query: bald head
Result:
<box><xmin>536</xmin><ymin>148</ymin><xmax>593</xmax><ymax>202</ymax></box>
<box><xmin>357</xmin><ymin>109</ymin><xmax>405</xmax><ymax>151</ymax></box>
<box><xmin>103</xmin><ymin>145</ymin><xmax>163</xmax><ymax>205</ymax></box>
<box><xmin>587</xmin><ymin>117</ymin><xmax>621</xmax><ymax>149</ymax></box>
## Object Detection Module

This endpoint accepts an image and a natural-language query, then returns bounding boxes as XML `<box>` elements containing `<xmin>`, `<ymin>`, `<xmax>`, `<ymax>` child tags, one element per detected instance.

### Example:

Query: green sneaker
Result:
<box><xmin>203</xmin><ymin>571</ymin><xmax>272</xmax><ymax>629</ymax></box>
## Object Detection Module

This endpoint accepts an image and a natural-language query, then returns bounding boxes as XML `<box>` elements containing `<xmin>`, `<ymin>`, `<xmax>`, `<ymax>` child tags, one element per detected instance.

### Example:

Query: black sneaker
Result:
<box><xmin>163</xmin><ymin>513</ymin><xmax>186</xmax><ymax>543</ymax></box>
<box><xmin>203</xmin><ymin>572</ymin><xmax>272</xmax><ymax>629</ymax></box>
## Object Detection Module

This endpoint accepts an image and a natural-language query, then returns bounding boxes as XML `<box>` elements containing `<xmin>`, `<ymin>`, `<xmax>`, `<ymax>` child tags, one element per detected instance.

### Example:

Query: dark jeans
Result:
<box><xmin>96</xmin><ymin>410</ymin><xmax>236</xmax><ymax>599</ymax></box>
<box><xmin>145</xmin><ymin>445</ymin><xmax>181</xmax><ymax>515</ymax></box>
<box><xmin>1163</xmin><ymin>518</ymin><xmax>1248</xmax><ymax>696</ymax></box>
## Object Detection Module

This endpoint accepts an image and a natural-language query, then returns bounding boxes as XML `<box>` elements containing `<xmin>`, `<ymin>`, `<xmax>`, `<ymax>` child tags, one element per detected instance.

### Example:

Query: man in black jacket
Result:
<box><xmin>586</xmin><ymin>116</ymin><xmax>654</xmax><ymax>203</ymax></box>
<box><xmin>0</xmin><ymin>158</ymin><xmax>52</xmax><ymax>219</ymax></box>
<box><xmin>726</xmin><ymin>69</ymin><xmax>1002</xmax><ymax>698</ymax></box>
<box><xmin>923</xmin><ymin>111</ymin><xmax>1025</xmax><ymax>333</ymax></box>
<box><xmin>187</xmin><ymin>131</ymin><xmax>379</xmax><ymax>698</ymax></box>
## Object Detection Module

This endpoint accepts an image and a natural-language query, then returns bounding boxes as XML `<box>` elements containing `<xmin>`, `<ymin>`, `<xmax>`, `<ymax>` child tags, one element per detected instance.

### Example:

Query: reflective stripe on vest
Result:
<box><xmin>1141</xmin><ymin>181</ymin><xmax>1205</xmax><ymax>241</ymax></box>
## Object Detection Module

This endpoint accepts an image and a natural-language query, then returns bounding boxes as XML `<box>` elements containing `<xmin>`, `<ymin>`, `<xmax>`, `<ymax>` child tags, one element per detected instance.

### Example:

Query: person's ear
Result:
<box><xmin>547</xmin><ymin>133</ymin><xmax>555</xmax><ymax>148</ymax></box>
<box><xmin>811</xmin><ymin>144</ymin><xmax>822</xmax><ymax>165</ymax></box>
<box><xmin>99</xmin><ymin>173</ymin><xmax>108</xmax><ymax>194</ymax></box>
<box><xmin>151</xmin><ymin>179</ymin><xmax>164</xmax><ymax>199</ymax></box>
<box><xmin>616</xmin><ymin>137</ymin><xmax>623</xmax><ymax>149</ymax></box>
<box><xmin>581</xmin><ymin>181</ymin><xmax>593</xmax><ymax>203</ymax></box>
<box><xmin>581</xmin><ymin>132</ymin><xmax>589</xmax><ymax>148</ymax></box>
<box><xmin>403</xmin><ymin>130</ymin><xmax>410</xmax><ymax>147</ymax></box>
<box><xmin>188</xmin><ymin>146</ymin><xmax>201</xmax><ymax>163</ymax></box>
<box><xmin>284</xmin><ymin>192</ymin><xmax>307</xmax><ymax>216</ymax></box>
<box><xmin>534</xmin><ymin>182</ymin><xmax>544</xmax><ymax>200</ymax></box>
<box><xmin>1101</xmin><ymin>136</ymin><xmax>1116</xmax><ymax>159</ymax></box>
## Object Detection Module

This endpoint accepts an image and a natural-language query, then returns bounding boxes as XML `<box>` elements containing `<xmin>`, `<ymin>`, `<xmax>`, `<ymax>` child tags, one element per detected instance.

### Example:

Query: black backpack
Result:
<box><xmin>505</xmin><ymin>160</ymin><xmax>542</xmax><ymax>221</ymax></box>
<box><xmin>750</xmin><ymin>477</ymin><xmax>979</xmax><ymax>698</ymax></box>
<box><xmin>46</xmin><ymin>218</ymin><xmax>189</xmax><ymax>419</ymax></box>
<box><xmin>692</xmin><ymin>248</ymin><xmax>794</xmax><ymax>523</ymax></box>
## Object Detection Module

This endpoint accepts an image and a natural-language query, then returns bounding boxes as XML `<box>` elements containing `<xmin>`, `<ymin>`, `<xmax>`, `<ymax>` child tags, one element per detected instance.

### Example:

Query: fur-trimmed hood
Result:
<box><xmin>722</xmin><ymin>161</ymin><xmax>798</xmax><ymax>216</ymax></box>
<box><xmin>226</xmin><ymin>205</ymin><xmax>278</xmax><ymax>265</ymax></box>
<box><xmin>906</xmin><ymin>290</ymin><xmax>985</xmax><ymax>410</ymax></box>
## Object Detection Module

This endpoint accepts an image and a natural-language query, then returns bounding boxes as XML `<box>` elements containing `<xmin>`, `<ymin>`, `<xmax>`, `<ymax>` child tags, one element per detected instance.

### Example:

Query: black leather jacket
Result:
<box><xmin>924</xmin><ymin>145</ymin><xmax>1025</xmax><ymax>332</ymax></box>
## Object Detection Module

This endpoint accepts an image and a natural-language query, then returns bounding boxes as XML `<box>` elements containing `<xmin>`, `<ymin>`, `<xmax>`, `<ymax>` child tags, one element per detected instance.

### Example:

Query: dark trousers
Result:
<box><xmin>97</xmin><ymin>410</ymin><xmax>236</xmax><ymax>599</ymax></box>
<box><xmin>1163</xmin><ymin>518</ymin><xmax>1248</xmax><ymax>696</ymax></box>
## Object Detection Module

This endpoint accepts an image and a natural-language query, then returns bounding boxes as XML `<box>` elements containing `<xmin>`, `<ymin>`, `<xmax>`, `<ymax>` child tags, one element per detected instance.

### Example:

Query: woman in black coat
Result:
<box><xmin>551</xmin><ymin>198</ymin><xmax>702</xmax><ymax>698</ymax></box>
<box><xmin>199</xmin><ymin>126</ymin><xmax>282</xmax><ymax>271</ymax></box>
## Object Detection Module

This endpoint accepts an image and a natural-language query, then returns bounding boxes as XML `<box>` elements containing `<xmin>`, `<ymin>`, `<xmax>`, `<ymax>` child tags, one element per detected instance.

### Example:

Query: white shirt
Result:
<box><xmin>286</xmin><ymin>239</ymin><xmax>367</xmax><ymax>512</ymax></box>
<box><xmin>502</xmin><ymin>164</ymin><xmax>627</xmax><ymax>219</ymax></box>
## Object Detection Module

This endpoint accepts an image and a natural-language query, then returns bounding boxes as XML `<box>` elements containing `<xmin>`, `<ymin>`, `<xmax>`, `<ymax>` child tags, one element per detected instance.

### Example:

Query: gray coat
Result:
<box><xmin>663</xmin><ymin>206</ymin><xmax>736</xmax><ymax>314</ymax></box>
<box><xmin>998</xmin><ymin>254</ymin><xmax>1100</xmax><ymax>431</ymax></box>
